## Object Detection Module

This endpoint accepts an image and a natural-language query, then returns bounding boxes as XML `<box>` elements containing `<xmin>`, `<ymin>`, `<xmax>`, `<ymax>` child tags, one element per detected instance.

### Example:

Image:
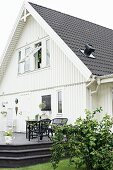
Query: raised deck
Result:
<box><xmin>0</xmin><ymin>132</ymin><xmax>52</xmax><ymax>168</ymax></box>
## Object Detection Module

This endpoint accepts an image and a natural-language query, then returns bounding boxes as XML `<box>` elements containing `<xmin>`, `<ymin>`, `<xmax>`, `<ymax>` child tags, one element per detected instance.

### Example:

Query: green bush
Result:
<box><xmin>51</xmin><ymin>108</ymin><xmax>113</xmax><ymax>170</ymax></box>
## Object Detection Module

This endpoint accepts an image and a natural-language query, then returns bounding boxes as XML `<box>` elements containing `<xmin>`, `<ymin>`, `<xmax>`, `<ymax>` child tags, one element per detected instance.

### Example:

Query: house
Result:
<box><xmin>0</xmin><ymin>1</ymin><xmax>113</xmax><ymax>132</ymax></box>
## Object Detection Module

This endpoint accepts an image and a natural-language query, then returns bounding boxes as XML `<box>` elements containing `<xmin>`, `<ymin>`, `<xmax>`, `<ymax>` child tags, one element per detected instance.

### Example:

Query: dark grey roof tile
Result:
<box><xmin>29</xmin><ymin>2</ymin><xmax>113</xmax><ymax>76</ymax></box>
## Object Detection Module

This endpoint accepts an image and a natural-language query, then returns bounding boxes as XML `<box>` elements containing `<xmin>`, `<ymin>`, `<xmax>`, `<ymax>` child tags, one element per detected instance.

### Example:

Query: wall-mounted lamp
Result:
<box><xmin>15</xmin><ymin>98</ymin><xmax>18</xmax><ymax>104</ymax></box>
<box><xmin>15</xmin><ymin>98</ymin><xmax>19</xmax><ymax>116</ymax></box>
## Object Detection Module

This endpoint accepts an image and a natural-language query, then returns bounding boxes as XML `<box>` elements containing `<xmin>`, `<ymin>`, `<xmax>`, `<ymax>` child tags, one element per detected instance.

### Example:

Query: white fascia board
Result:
<box><xmin>25</xmin><ymin>2</ymin><xmax>92</xmax><ymax>80</ymax></box>
<box><xmin>98</xmin><ymin>74</ymin><xmax>113</xmax><ymax>84</ymax></box>
<box><xmin>101</xmin><ymin>77</ymin><xmax>113</xmax><ymax>84</ymax></box>
<box><xmin>0</xmin><ymin>2</ymin><xmax>25</xmax><ymax>65</ymax></box>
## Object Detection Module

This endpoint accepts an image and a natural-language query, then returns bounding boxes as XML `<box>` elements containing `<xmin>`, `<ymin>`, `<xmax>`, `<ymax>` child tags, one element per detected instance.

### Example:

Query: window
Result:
<box><xmin>18</xmin><ymin>51</ymin><xmax>21</xmax><ymax>61</ymax></box>
<box><xmin>58</xmin><ymin>91</ymin><xmax>62</xmax><ymax>113</ymax></box>
<box><xmin>18</xmin><ymin>37</ymin><xmax>50</xmax><ymax>74</ymax></box>
<box><xmin>46</xmin><ymin>39</ymin><xmax>50</xmax><ymax>66</ymax></box>
<box><xmin>42</xmin><ymin>95</ymin><xmax>51</xmax><ymax>111</ymax></box>
<box><xmin>24</xmin><ymin>47</ymin><xmax>31</xmax><ymax>72</ymax></box>
<box><xmin>18</xmin><ymin>61</ymin><xmax>25</xmax><ymax>74</ymax></box>
<box><xmin>34</xmin><ymin>42</ymin><xmax>42</xmax><ymax>69</ymax></box>
<box><xmin>24</xmin><ymin>58</ymin><xmax>30</xmax><ymax>72</ymax></box>
<box><xmin>18</xmin><ymin>47</ymin><xmax>31</xmax><ymax>74</ymax></box>
<box><xmin>18</xmin><ymin>51</ymin><xmax>25</xmax><ymax>74</ymax></box>
<box><xmin>25</xmin><ymin>47</ymin><xmax>31</xmax><ymax>56</ymax></box>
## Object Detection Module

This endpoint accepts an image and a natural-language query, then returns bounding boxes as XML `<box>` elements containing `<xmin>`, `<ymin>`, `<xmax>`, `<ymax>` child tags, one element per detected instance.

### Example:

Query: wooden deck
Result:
<box><xmin>0</xmin><ymin>131</ymin><xmax>50</xmax><ymax>145</ymax></box>
<box><xmin>0</xmin><ymin>132</ymin><xmax>52</xmax><ymax>168</ymax></box>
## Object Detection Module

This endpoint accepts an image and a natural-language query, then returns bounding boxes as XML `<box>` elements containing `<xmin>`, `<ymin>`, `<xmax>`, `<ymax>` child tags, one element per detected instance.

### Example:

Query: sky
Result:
<box><xmin>0</xmin><ymin>0</ymin><xmax>113</xmax><ymax>57</ymax></box>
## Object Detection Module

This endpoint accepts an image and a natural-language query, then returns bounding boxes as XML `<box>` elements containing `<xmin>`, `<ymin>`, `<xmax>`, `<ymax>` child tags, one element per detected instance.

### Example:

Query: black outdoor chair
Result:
<box><xmin>26</xmin><ymin>120</ymin><xmax>38</xmax><ymax>139</ymax></box>
<box><xmin>28</xmin><ymin>118</ymin><xmax>51</xmax><ymax>141</ymax></box>
<box><xmin>48</xmin><ymin>118</ymin><xmax>68</xmax><ymax>137</ymax></box>
<box><xmin>52</xmin><ymin>118</ymin><xmax>68</xmax><ymax>126</ymax></box>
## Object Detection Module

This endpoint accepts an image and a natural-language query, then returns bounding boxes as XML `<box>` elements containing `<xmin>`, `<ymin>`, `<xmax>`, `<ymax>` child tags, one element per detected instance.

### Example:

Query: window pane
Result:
<box><xmin>25</xmin><ymin>47</ymin><xmax>31</xmax><ymax>56</ymax></box>
<box><xmin>18</xmin><ymin>62</ymin><xmax>25</xmax><ymax>74</ymax></box>
<box><xmin>42</xmin><ymin>95</ymin><xmax>51</xmax><ymax>111</ymax></box>
<box><xmin>18</xmin><ymin>51</ymin><xmax>21</xmax><ymax>62</ymax></box>
<box><xmin>58</xmin><ymin>91</ymin><xmax>62</xmax><ymax>113</ymax></box>
<box><xmin>46</xmin><ymin>39</ymin><xmax>50</xmax><ymax>66</ymax></box>
<box><xmin>34</xmin><ymin>48</ymin><xmax>42</xmax><ymax>69</ymax></box>
<box><xmin>24</xmin><ymin>58</ymin><xmax>30</xmax><ymax>72</ymax></box>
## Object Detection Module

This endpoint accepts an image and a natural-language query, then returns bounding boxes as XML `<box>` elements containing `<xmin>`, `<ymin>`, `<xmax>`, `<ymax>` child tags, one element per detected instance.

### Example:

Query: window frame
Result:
<box><xmin>41</xmin><ymin>95</ymin><xmax>51</xmax><ymax>111</ymax></box>
<box><xmin>58</xmin><ymin>91</ymin><xmax>62</xmax><ymax>113</ymax></box>
<box><xmin>17</xmin><ymin>37</ymin><xmax>50</xmax><ymax>75</ymax></box>
<box><xmin>34</xmin><ymin>42</ymin><xmax>42</xmax><ymax>70</ymax></box>
<box><xmin>46</xmin><ymin>39</ymin><xmax>50</xmax><ymax>67</ymax></box>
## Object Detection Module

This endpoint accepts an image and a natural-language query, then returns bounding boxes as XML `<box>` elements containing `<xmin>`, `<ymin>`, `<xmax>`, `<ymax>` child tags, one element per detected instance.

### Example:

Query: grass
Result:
<box><xmin>0</xmin><ymin>159</ymin><xmax>85</xmax><ymax>170</ymax></box>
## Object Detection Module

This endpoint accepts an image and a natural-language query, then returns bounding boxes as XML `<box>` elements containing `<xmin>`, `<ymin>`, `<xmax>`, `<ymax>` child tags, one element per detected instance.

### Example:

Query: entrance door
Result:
<box><xmin>7</xmin><ymin>108</ymin><xmax>14</xmax><ymax>130</ymax></box>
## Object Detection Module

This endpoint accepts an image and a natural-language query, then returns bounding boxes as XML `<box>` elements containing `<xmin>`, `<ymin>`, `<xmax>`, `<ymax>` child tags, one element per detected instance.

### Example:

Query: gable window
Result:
<box><xmin>46</xmin><ymin>39</ymin><xmax>50</xmax><ymax>66</ymax></box>
<box><xmin>34</xmin><ymin>42</ymin><xmax>42</xmax><ymax>69</ymax></box>
<box><xmin>18</xmin><ymin>37</ymin><xmax>50</xmax><ymax>74</ymax></box>
<box><xmin>42</xmin><ymin>95</ymin><xmax>51</xmax><ymax>111</ymax></box>
<box><xmin>58</xmin><ymin>91</ymin><xmax>62</xmax><ymax>113</ymax></box>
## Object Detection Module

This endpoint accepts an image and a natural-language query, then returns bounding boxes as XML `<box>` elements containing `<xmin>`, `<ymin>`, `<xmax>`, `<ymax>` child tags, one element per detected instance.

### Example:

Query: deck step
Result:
<box><xmin>0</xmin><ymin>142</ymin><xmax>52</xmax><ymax>150</ymax></box>
<box><xmin>0</xmin><ymin>154</ymin><xmax>51</xmax><ymax>168</ymax></box>
<box><xmin>0</xmin><ymin>147</ymin><xmax>51</xmax><ymax>157</ymax></box>
<box><xmin>0</xmin><ymin>143</ymin><xmax>52</xmax><ymax>168</ymax></box>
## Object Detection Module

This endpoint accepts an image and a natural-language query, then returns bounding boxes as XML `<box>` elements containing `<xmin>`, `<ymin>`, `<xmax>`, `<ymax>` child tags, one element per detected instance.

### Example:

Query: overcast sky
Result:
<box><xmin>0</xmin><ymin>0</ymin><xmax>113</xmax><ymax>56</ymax></box>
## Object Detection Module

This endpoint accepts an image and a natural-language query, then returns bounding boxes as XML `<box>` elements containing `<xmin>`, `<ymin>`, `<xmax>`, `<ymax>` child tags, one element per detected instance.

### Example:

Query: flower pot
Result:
<box><xmin>5</xmin><ymin>136</ymin><xmax>13</xmax><ymax>144</ymax></box>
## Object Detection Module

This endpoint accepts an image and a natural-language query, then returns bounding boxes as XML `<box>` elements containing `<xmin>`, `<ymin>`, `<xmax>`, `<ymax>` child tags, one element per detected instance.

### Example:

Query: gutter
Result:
<box><xmin>86</xmin><ymin>73</ymin><xmax>113</xmax><ymax>95</ymax></box>
<box><xmin>98</xmin><ymin>73</ymin><xmax>113</xmax><ymax>80</ymax></box>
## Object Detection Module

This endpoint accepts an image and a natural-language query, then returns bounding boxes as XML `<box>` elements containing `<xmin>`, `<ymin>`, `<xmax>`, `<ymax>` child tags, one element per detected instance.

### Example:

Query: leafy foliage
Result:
<box><xmin>4</xmin><ymin>129</ymin><xmax>13</xmax><ymax>136</ymax></box>
<box><xmin>51</xmin><ymin>108</ymin><xmax>113</xmax><ymax>170</ymax></box>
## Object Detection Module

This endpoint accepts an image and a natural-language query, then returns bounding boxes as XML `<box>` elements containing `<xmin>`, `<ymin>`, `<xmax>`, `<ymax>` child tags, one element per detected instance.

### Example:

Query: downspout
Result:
<box><xmin>86</xmin><ymin>75</ymin><xmax>96</xmax><ymax>88</ymax></box>
<box><xmin>91</xmin><ymin>78</ymin><xmax>101</xmax><ymax>95</ymax></box>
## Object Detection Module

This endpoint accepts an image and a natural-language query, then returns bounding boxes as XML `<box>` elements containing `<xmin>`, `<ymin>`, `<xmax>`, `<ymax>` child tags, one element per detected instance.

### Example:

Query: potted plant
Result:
<box><xmin>39</xmin><ymin>102</ymin><xmax>46</xmax><ymax>110</ymax></box>
<box><xmin>39</xmin><ymin>102</ymin><xmax>46</xmax><ymax>119</ymax></box>
<box><xmin>4</xmin><ymin>129</ymin><xmax>13</xmax><ymax>144</ymax></box>
<box><xmin>39</xmin><ymin>102</ymin><xmax>48</xmax><ymax>119</ymax></box>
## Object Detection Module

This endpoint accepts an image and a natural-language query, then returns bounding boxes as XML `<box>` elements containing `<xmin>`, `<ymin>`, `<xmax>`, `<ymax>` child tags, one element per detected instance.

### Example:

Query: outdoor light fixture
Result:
<box><xmin>15</xmin><ymin>98</ymin><xmax>18</xmax><ymax>104</ymax></box>
<box><xmin>15</xmin><ymin>98</ymin><xmax>18</xmax><ymax>115</ymax></box>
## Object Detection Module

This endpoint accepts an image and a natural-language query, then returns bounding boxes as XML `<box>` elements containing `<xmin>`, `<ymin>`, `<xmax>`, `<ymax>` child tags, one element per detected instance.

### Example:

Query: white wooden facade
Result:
<box><xmin>0</xmin><ymin>2</ymin><xmax>113</xmax><ymax>132</ymax></box>
<box><xmin>0</xmin><ymin>15</ymin><xmax>88</xmax><ymax>132</ymax></box>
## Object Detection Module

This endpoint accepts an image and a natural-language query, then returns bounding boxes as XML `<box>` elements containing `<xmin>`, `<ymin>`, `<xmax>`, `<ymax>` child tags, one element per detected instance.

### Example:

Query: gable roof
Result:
<box><xmin>29</xmin><ymin>2</ymin><xmax>113</xmax><ymax>76</ymax></box>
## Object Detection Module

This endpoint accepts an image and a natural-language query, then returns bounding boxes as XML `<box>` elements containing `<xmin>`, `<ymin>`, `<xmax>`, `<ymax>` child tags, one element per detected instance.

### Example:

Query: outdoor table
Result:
<box><xmin>26</xmin><ymin>119</ymin><xmax>51</xmax><ymax>141</ymax></box>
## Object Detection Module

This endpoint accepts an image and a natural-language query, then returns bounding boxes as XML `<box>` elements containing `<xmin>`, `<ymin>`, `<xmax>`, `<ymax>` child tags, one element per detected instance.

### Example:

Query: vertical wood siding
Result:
<box><xmin>0</xmin><ymin>16</ymin><xmax>87</xmax><ymax>130</ymax></box>
<box><xmin>91</xmin><ymin>83</ymin><xmax>112</xmax><ymax>120</ymax></box>
<box><xmin>0</xmin><ymin>16</ymin><xmax>85</xmax><ymax>94</ymax></box>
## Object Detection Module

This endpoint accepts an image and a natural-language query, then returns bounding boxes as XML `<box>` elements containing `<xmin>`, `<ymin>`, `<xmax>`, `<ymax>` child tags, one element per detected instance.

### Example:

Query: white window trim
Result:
<box><xmin>56</xmin><ymin>89</ymin><xmax>63</xmax><ymax>116</ymax></box>
<box><xmin>17</xmin><ymin>37</ymin><xmax>50</xmax><ymax>75</ymax></box>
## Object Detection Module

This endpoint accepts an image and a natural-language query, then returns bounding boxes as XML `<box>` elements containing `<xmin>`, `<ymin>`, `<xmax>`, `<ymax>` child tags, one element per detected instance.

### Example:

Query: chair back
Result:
<box><xmin>52</xmin><ymin>118</ymin><xmax>68</xmax><ymax>126</ymax></box>
<box><xmin>40</xmin><ymin>118</ymin><xmax>51</xmax><ymax>133</ymax></box>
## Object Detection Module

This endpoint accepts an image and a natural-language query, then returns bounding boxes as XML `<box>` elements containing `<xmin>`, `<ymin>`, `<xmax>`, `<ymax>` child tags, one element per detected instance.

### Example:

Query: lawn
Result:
<box><xmin>0</xmin><ymin>159</ymin><xmax>85</xmax><ymax>170</ymax></box>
